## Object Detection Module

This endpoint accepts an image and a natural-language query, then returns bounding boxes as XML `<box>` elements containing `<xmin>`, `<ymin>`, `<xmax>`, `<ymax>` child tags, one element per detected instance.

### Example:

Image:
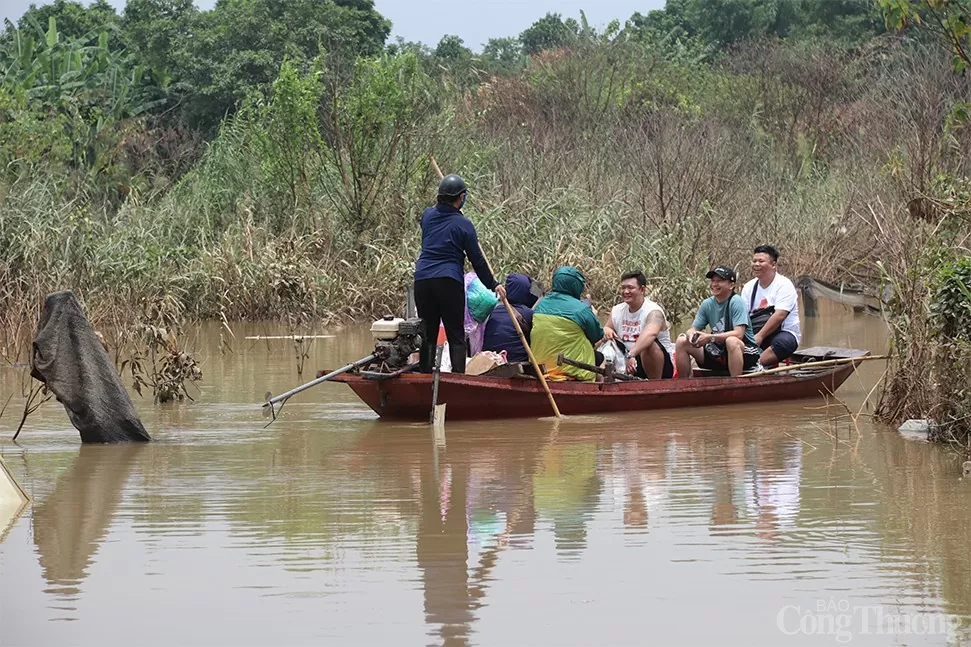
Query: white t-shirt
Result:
<box><xmin>609</xmin><ymin>299</ymin><xmax>675</xmax><ymax>356</ymax></box>
<box><xmin>740</xmin><ymin>273</ymin><xmax>801</xmax><ymax>343</ymax></box>
<box><xmin>744</xmin><ymin>443</ymin><xmax>802</xmax><ymax>528</ymax></box>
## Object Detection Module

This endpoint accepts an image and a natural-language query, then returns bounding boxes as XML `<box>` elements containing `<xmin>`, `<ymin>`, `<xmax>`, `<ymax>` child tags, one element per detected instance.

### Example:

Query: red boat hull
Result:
<box><xmin>331</xmin><ymin>362</ymin><xmax>860</xmax><ymax>420</ymax></box>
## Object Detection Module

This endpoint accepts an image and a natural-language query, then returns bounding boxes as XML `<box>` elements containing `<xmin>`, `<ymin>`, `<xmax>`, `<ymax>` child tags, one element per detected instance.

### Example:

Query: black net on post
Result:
<box><xmin>31</xmin><ymin>291</ymin><xmax>151</xmax><ymax>443</ymax></box>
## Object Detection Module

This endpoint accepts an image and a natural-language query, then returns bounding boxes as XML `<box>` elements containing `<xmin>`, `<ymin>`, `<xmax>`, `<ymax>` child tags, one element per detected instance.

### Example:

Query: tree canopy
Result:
<box><xmin>628</xmin><ymin>0</ymin><xmax>883</xmax><ymax>49</ymax></box>
<box><xmin>519</xmin><ymin>12</ymin><xmax>579</xmax><ymax>55</ymax></box>
<box><xmin>10</xmin><ymin>0</ymin><xmax>120</xmax><ymax>42</ymax></box>
<box><xmin>0</xmin><ymin>0</ymin><xmax>919</xmax><ymax>186</ymax></box>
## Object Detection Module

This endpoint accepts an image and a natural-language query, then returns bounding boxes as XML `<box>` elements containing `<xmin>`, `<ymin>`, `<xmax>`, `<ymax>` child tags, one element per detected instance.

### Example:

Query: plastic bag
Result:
<box><xmin>440</xmin><ymin>342</ymin><xmax>452</xmax><ymax>373</ymax></box>
<box><xmin>466</xmin><ymin>319</ymin><xmax>486</xmax><ymax>356</ymax></box>
<box><xmin>465</xmin><ymin>275</ymin><xmax>498</xmax><ymax>323</ymax></box>
<box><xmin>466</xmin><ymin>350</ymin><xmax>508</xmax><ymax>375</ymax></box>
<box><xmin>597</xmin><ymin>340</ymin><xmax>627</xmax><ymax>375</ymax></box>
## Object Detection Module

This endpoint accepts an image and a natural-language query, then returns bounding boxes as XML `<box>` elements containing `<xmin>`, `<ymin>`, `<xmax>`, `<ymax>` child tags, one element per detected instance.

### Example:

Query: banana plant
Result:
<box><xmin>1</xmin><ymin>16</ymin><xmax>168</xmax><ymax>172</ymax></box>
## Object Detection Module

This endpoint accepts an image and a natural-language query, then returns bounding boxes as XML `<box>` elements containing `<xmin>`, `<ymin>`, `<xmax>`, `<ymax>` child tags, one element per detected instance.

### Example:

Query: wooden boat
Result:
<box><xmin>1</xmin><ymin>454</ymin><xmax>30</xmax><ymax>543</ymax></box>
<box><xmin>330</xmin><ymin>347</ymin><xmax>871</xmax><ymax>421</ymax></box>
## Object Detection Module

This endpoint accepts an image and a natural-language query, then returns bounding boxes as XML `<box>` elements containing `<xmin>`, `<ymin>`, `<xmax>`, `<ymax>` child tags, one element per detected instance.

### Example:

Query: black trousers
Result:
<box><xmin>415</xmin><ymin>277</ymin><xmax>467</xmax><ymax>373</ymax></box>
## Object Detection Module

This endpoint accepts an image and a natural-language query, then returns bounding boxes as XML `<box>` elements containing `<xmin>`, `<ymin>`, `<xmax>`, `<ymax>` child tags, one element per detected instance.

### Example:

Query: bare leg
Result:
<box><xmin>638</xmin><ymin>342</ymin><xmax>665</xmax><ymax>380</ymax></box>
<box><xmin>760</xmin><ymin>346</ymin><xmax>779</xmax><ymax>367</ymax></box>
<box><xmin>675</xmin><ymin>335</ymin><xmax>704</xmax><ymax>379</ymax></box>
<box><xmin>726</xmin><ymin>337</ymin><xmax>744</xmax><ymax>377</ymax></box>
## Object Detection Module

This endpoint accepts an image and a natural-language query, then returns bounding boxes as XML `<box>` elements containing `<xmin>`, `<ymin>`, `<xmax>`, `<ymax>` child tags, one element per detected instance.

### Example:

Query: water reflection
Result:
<box><xmin>349</xmin><ymin>422</ymin><xmax>817</xmax><ymax>644</ymax></box>
<box><xmin>417</xmin><ymin>445</ymin><xmax>475</xmax><ymax>646</ymax></box>
<box><xmin>353</xmin><ymin>425</ymin><xmax>555</xmax><ymax>646</ymax></box>
<box><xmin>2</xmin><ymin>313</ymin><xmax>971</xmax><ymax>645</ymax></box>
<box><xmin>33</xmin><ymin>445</ymin><xmax>141</xmax><ymax>600</ymax></box>
<box><xmin>7</xmin><ymin>414</ymin><xmax>970</xmax><ymax>644</ymax></box>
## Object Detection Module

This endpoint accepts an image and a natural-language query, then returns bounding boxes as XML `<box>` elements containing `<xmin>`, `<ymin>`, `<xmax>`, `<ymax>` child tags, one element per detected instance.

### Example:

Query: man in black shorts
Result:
<box><xmin>675</xmin><ymin>266</ymin><xmax>762</xmax><ymax>378</ymax></box>
<box><xmin>603</xmin><ymin>270</ymin><xmax>675</xmax><ymax>379</ymax></box>
<box><xmin>739</xmin><ymin>245</ymin><xmax>801</xmax><ymax>366</ymax></box>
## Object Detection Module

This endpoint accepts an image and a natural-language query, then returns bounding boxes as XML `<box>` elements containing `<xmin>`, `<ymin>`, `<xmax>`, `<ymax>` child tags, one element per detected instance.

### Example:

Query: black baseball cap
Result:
<box><xmin>705</xmin><ymin>265</ymin><xmax>736</xmax><ymax>282</ymax></box>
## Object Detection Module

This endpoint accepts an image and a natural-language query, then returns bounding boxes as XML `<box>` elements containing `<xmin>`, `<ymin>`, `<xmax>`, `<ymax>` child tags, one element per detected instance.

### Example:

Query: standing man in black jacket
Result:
<box><xmin>414</xmin><ymin>174</ymin><xmax>505</xmax><ymax>373</ymax></box>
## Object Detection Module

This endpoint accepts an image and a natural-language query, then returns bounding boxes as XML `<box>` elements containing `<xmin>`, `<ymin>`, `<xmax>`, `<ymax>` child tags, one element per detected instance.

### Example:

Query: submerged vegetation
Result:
<box><xmin>0</xmin><ymin>0</ymin><xmax>969</xmax><ymax>445</ymax></box>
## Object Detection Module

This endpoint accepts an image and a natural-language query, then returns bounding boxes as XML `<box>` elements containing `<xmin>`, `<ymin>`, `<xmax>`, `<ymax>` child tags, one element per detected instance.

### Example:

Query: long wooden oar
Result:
<box><xmin>505</xmin><ymin>293</ymin><xmax>562</xmax><ymax>416</ymax></box>
<box><xmin>430</xmin><ymin>157</ymin><xmax>562</xmax><ymax>418</ymax></box>
<box><xmin>739</xmin><ymin>354</ymin><xmax>888</xmax><ymax>378</ymax></box>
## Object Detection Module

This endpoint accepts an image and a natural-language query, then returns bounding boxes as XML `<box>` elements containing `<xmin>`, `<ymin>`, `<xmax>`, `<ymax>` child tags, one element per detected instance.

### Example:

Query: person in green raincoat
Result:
<box><xmin>531</xmin><ymin>267</ymin><xmax>605</xmax><ymax>381</ymax></box>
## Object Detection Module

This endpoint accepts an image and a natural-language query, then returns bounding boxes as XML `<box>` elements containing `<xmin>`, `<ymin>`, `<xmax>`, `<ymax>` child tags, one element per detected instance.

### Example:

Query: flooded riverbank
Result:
<box><xmin>2</xmin><ymin>306</ymin><xmax>970</xmax><ymax>646</ymax></box>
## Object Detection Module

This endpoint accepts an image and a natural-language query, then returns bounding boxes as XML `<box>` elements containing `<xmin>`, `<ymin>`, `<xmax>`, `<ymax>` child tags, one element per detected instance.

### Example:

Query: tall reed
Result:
<box><xmin>0</xmin><ymin>39</ymin><xmax>965</xmax><ymax>377</ymax></box>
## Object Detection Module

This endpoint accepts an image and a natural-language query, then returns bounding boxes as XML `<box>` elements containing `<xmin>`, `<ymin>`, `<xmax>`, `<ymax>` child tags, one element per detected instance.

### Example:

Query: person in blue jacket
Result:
<box><xmin>415</xmin><ymin>174</ymin><xmax>505</xmax><ymax>374</ymax></box>
<box><xmin>483</xmin><ymin>274</ymin><xmax>539</xmax><ymax>363</ymax></box>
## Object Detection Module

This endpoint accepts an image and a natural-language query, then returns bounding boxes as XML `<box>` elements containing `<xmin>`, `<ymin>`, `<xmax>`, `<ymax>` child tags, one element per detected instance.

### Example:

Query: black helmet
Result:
<box><xmin>437</xmin><ymin>174</ymin><xmax>467</xmax><ymax>199</ymax></box>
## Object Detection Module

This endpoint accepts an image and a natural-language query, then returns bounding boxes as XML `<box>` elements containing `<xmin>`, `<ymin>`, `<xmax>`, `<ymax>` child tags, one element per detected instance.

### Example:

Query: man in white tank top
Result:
<box><xmin>603</xmin><ymin>271</ymin><xmax>675</xmax><ymax>379</ymax></box>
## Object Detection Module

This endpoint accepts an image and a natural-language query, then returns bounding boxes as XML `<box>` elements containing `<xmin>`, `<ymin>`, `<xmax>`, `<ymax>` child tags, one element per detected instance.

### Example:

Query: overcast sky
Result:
<box><xmin>1</xmin><ymin>0</ymin><xmax>666</xmax><ymax>51</ymax></box>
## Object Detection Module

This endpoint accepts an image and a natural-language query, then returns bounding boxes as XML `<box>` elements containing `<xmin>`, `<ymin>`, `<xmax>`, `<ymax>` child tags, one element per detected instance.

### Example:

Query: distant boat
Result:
<box><xmin>331</xmin><ymin>347</ymin><xmax>871</xmax><ymax>421</ymax></box>
<box><xmin>796</xmin><ymin>275</ymin><xmax>888</xmax><ymax>315</ymax></box>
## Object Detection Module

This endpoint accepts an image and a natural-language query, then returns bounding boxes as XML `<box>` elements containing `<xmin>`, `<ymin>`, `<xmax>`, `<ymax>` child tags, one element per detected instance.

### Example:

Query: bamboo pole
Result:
<box><xmin>503</xmin><ymin>291</ymin><xmax>563</xmax><ymax>417</ymax></box>
<box><xmin>430</xmin><ymin>157</ymin><xmax>562</xmax><ymax>417</ymax></box>
<box><xmin>739</xmin><ymin>354</ymin><xmax>888</xmax><ymax>378</ymax></box>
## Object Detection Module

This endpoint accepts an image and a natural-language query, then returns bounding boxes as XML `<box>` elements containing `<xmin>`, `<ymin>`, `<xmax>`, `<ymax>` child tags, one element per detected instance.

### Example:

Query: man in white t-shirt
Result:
<box><xmin>739</xmin><ymin>245</ymin><xmax>801</xmax><ymax>366</ymax></box>
<box><xmin>603</xmin><ymin>271</ymin><xmax>675</xmax><ymax>379</ymax></box>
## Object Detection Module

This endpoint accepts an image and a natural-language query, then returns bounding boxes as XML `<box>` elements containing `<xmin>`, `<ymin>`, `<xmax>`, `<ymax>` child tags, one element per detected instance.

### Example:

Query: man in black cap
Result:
<box><xmin>414</xmin><ymin>174</ymin><xmax>505</xmax><ymax>374</ymax></box>
<box><xmin>674</xmin><ymin>265</ymin><xmax>761</xmax><ymax>378</ymax></box>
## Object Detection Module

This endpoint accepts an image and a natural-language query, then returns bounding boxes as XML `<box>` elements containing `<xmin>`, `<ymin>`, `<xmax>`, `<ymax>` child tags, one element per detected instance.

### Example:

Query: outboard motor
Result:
<box><xmin>266</xmin><ymin>316</ymin><xmax>424</xmax><ymax>418</ymax></box>
<box><xmin>369</xmin><ymin>316</ymin><xmax>423</xmax><ymax>371</ymax></box>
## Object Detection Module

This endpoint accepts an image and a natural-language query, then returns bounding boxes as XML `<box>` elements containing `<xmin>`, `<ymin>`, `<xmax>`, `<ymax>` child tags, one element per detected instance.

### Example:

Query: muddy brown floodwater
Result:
<box><xmin>1</xmin><ymin>303</ymin><xmax>970</xmax><ymax>646</ymax></box>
